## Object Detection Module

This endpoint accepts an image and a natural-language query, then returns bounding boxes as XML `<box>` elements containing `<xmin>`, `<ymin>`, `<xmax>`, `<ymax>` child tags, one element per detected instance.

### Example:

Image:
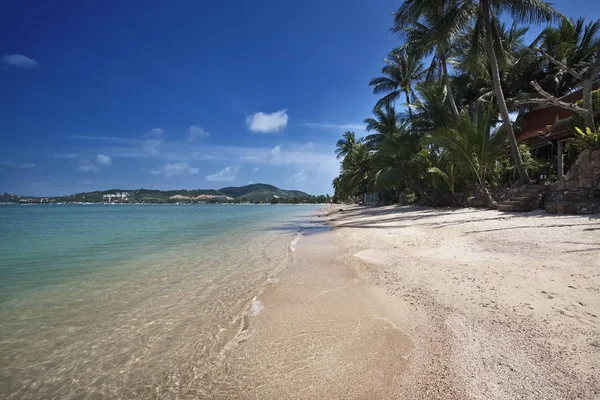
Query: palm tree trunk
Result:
<box><xmin>481</xmin><ymin>0</ymin><xmax>531</xmax><ymax>185</ymax></box>
<box><xmin>477</xmin><ymin>184</ymin><xmax>498</xmax><ymax>209</ymax></box>
<box><xmin>440</xmin><ymin>51</ymin><xmax>460</xmax><ymax>118</ymax></box>
<box><xmin>582</xmin><ymin>75</ymin><xmax>596</xmax><ymax>129</ymax></box>
<box><xmin>405</xmin><ymin>87</ymin><xmax>413</xmax><ymax>118</ymax></box>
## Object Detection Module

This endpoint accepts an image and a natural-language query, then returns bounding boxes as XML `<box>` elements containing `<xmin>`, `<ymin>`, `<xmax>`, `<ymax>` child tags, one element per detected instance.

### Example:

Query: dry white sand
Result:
<box><xmin>222</xmin><ymin>206</ymin><xmax>600</xmax><ymax>399</ymax></box>
<box><xmin>326</xmin><ymin>205</ymin><xmax>600</xmax><ymax>399</ymax></box>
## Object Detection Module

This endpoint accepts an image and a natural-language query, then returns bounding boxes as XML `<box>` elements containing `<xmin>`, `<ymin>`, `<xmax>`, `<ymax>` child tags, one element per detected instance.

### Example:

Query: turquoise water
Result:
<box><xmin>0</xmin><ymin>204</ymin><xmax>321</xmax><ymax>398</ymax></box>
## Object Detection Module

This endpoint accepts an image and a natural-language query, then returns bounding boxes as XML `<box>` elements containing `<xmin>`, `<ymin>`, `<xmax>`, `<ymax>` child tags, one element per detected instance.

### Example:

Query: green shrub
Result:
<box><xmin>569</xmin><ymin>127</ymin><xmax>600</xmax><ymax>151</ymax></box>
<box><xmin>398</xmin><ymin>189</ymin><xmax>416</xmax><ymax>205</ymax></box>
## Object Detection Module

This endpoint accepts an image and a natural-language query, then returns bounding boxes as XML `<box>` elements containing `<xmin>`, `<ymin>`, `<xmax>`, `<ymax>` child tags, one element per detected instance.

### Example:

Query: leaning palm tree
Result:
<box><xmin>335</xmin><ymin>131</ymin><xmax>360</xmax><ymax>159</ymax></box>
<box><xmin>363</xmin><ymin>103</ymin><xmax>405</xmax><ymax>150</ymax></box>
<box><xmin>369</xmin><ymin>46</ymin><xmax>426</xmax><ymax>116</ymax></box>
<box><xmin>395</xmin><ymin>0</ymin><xmax>564</xmax><ymax>184</ymax></box>
<box><xmin>479</xmin><ymin>0</ymin><xmax>562</xmax><ymax>184</ymax></box>
<box><xmin>452</xmin><ymin>21</ymin><xmax>536</xmax><ymax>107</ymax></box>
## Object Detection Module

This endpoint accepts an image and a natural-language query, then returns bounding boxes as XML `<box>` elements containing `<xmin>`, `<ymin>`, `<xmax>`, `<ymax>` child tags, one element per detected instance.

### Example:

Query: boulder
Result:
<box><xmin>545</xmin><ymin>148</ymin><xmax>600</xmax><ymax>214</ymax></box>
<box><xmin>578</xmin><ymin>179</ymin><xmax>594</xmax><ymax>189</ymax></box>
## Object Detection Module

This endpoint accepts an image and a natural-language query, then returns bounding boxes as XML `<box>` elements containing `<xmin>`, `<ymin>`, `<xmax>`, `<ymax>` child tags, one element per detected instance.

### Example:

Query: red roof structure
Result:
<box><xmin>514</xmin><ymin>84</ymin><xmax>597</xmax><ymax>148</ymax></box>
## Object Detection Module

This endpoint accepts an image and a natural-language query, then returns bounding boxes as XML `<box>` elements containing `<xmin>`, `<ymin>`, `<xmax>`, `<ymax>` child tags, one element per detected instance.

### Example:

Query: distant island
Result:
<box><xmin>0</xmin><ymin>183</ymin><xmax>332</xmax><ymax>205</ymax></box>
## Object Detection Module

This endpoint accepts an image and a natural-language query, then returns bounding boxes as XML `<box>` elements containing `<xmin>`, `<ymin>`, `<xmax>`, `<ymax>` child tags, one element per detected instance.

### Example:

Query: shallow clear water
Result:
<box><xmin>0</xmin><ymin>204</ymin><xmax>321</xmax><ymax>398</ymax></box>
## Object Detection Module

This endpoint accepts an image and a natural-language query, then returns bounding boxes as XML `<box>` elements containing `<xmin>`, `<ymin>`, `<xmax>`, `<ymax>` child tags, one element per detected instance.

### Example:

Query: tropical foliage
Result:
<box><xmin>570</xmin><ymin>127</ymin><xmax>600</xmax><ymax>151</ymax></box>
<box><xmin>333</xmin><ymin>1</ymin><xmax>600</xmax><ymax>208</ymax></box>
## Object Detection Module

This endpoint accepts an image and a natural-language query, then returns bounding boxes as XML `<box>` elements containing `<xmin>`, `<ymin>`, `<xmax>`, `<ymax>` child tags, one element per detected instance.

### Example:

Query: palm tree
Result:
<box><xmin>335</xmin><ymin>131</ymin><xmax>360</xmax><ymax>159</ymax></box>
<box><xmin>369</xmin><ymin>46</ymin><xmax>426</xmax><ymax>116</ymax></box>
<box><xmin>410</xmin><ymin>81</ymin><xmax>456</xmax><ymax>133</ymax></box>
<box><xmin>423</xmin><ymin>103</ymin><xmax>507</xmax><ymax>207</ymax></box>
<box><xmin>393</xmin><ymin>0</ymin><xmax>472</xmax><ymax>118</ymax></box>
<box><xmin>533</xmin><ymin>17</ymin><xmax>600</xmax><ymax>97</ymax></box>
<box><xmin>338</xmin><ymin>143</ymin><xmax>372</xmax><ymax>198</ymax></box>
<box><xmin>395</xmin><ymin>0</ymin><xmax>563</xmax><ymax>184</ymax></box>
<box><xmin>370</xmin><ymin>129</ymin><xmax>427</xmax><ymax>196</ymax></box>
<box><xmin>363</xmin><ymin>103</ymin><xmax>405</xmax><ymax>150</ymax></box>
<box><xmin>479</xmin><ymin>0</ymin><xmax>562</xmax><ymax>184</ymax></box>
<box><xmin>452</xmin><ymin>21</ymin><xmax>539</xmax><ymax>108</ymax></box>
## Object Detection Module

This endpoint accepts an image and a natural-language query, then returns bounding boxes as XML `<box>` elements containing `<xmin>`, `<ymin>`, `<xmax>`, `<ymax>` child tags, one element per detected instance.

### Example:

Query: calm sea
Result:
<box><xmin>0</xmin><ymin>204</ymin><xmax>322</xmax><ymax>398</ymax></box>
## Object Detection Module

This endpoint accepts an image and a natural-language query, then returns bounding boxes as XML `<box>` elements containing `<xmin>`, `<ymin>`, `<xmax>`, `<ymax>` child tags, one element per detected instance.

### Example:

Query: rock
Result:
<box><xmin>567</xmin><ymin>164</ymin><xmax>579</xmax><ymax>178</ymax></box>
<box><xmin>566</xmin><ymin>180</ymin><xmax>578</xmax><ymax>190</ymax></box>
<box><xmin>545</xmin><ymin>148</ymin><xmax>600</xmax><ymax>214</ymax></box>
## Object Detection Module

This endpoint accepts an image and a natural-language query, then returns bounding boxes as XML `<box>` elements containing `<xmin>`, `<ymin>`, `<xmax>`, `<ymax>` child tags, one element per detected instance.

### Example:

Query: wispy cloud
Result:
<box><xmin>206</xmin><ymin>166</ymin><xmax>238</xmax><ymax>182</ymax></box>
<box><xmin>68</xmin><ymin>135</ymin><xmax>140</xmax><ymax>144</ymax></box>
<box><xmin>0</xmin><ymin>161</ymin><xmax>35</xmax><ymax>168</ymax></box>
<box><xmin>192</xmin><ymin>152</ymin><xmax>218</xmax><ymax>161</ymax></box>
<box><xmin>142</xmin><ymin>128</ymin><xmax>165</xmax><ymax>155</ymax></box>
<box><xmin>287</xmin><ymin>169</ymin><xmax>307</xmax><ymax>184</ymax></box>
<box><xmin>96</xmin><ymin>154</ymin><xmax>112</xmax><ymax>166</ymax></box>
<box><xmin>149</xmin><ymin>162</ymin><xmax>199</xmax><ymax>177</ymax></box>
<box><xmin>247</xmin><ymin>110</ymin><xmax>288</xmax><ymax>133</ymax></box>
<box><xmin>2</xmin><ymin>54</ymin><xmax>39</xmax><ymax>69</ymax></box>
<box><xmin>77</xmin><ymin>155</ymin><xmax>111</xmax><ymax>173</ymax></box>
<box><xmin>301</xmin><ymin>122</ymin><xmax>365</xmax><ymax>131</ymax></box>
<box><xmin>188</xmin><ymin>125</ymin><xmax>210</xmax><ymax>141</ymax></box>
<box><xmin>48</xmin><ymin>152</ymin><xmax>79</xmax><ymax>159</ymax></box>
<box><xmin>252</xmin><ymin>167</ymin><xmax>260</xmax><ymax>173</ymax></box>
<box><xmin>78</xmin><ymin>163</ymin><xmax>98</xmax><ymax>173</ymax></box>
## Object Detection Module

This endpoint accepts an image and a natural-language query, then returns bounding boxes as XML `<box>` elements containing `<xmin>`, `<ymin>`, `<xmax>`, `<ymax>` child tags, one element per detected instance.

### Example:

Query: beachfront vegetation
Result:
<box><xmin>333</xmin><ymin>0</ymin><xmax>600</xmax><ymax>207</ymax></box>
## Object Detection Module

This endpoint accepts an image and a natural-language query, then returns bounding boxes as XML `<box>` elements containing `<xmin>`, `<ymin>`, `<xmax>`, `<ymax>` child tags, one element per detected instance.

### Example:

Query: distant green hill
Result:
<box><xmin>218</xmin><ymin>184</ymin><xmax>309</xmax><ymax>202</ymax></box>
<box><xmin>1</xmin><ymin>184</ymin><xmax>325</xmax><ymax>204</ymax></box>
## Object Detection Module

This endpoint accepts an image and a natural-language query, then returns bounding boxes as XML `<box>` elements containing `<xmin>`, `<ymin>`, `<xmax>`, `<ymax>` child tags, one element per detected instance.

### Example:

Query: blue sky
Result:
<box><xmin>1</xmin><ymin>0</ymin><xmax>598</xmax><ymax>196</ymax></box>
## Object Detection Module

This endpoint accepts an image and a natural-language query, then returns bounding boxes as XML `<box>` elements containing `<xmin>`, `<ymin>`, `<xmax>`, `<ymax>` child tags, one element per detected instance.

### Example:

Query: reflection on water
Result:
<box><xmin>0</xmin><ymin>204</ymin><xmax>321</xmax><ymax>398</ymax></box>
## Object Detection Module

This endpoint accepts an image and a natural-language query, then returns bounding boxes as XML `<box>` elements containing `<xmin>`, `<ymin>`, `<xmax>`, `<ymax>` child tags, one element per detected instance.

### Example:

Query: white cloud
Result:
<box><xmin>96</xmin><ymin>154</ymin><xmax>112</xmax><ymax>166</ymax></box>
<box><xmin>247</xmin><ymin>109</ymin><xmax>288</xmax><ymax>133</ymax></box>
<box><xmin>301</xmin><ymin>122</ymin><xmax>366</xmax><ymax>131</ymax></box>
<box><xmin>206</xmin><ymin>166</ymin><xmax>238</xmax><ymax>182</ymax></box>
<box><xmin>2</xmin><ymin>54</ymin><xmax>39</xmax><ymax>69</ymax></box>
<box><xmin>143</xmin><ymin>128</ymin><xmax>164</xmax><ymax>155</ymax></box>
<box><xmin>287</xmin><ymin>170</ymin><xmax>307</xmax><ymax>185</ymax></box>
<box><xmin>252</xmin><ymin>167</ymin><xmax>260</xmax><ymax>173</ymax></box>
<box><xmin>83</xmin><ymin>181</ymin><xmax>92</xmax><ymax>185</ymax></box>
<box><xmin>149</xmin><ymin>162</ymin><xmax>199</xmax><ymax>177</ymax></box>
<box><xmin>78</xmin><ymin>163</ymin><xmax>98</xmax><ymax>173</ymax></box>
<box><xmin>188</xmin><ymin>125</ymin><xmax>210</xmax><ymax>141</ymax></box>
<box><xmin>0</xmin><ymin>160</ymin><xmax>35</xmax><ymax>168</ymax></box>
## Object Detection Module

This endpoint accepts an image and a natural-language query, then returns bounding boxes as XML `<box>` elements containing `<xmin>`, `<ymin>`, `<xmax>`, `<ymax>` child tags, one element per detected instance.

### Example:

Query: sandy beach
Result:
<box><xmin>224</xmin><ymin>206</ymin><xmax>600</xmax><ymax>399</ymax></box>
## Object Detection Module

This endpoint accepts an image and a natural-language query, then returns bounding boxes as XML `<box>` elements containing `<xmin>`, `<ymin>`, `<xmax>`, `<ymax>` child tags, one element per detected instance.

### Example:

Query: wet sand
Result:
<box><xmin>220</xmin><ymin>226</ymin><xmax>413</xmax><ymax>398</ymax></box>
<box><xmin>224</xmin><ymin>205</ymin><xmax>600</xmax><ymax>399</ymax></box>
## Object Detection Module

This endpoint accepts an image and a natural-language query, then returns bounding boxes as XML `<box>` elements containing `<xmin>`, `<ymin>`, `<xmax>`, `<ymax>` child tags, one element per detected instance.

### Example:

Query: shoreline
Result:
<box><xmin>227</xmin><ymin>205</ymin><xmax>600</xmax><ymax>399</ymax></box>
